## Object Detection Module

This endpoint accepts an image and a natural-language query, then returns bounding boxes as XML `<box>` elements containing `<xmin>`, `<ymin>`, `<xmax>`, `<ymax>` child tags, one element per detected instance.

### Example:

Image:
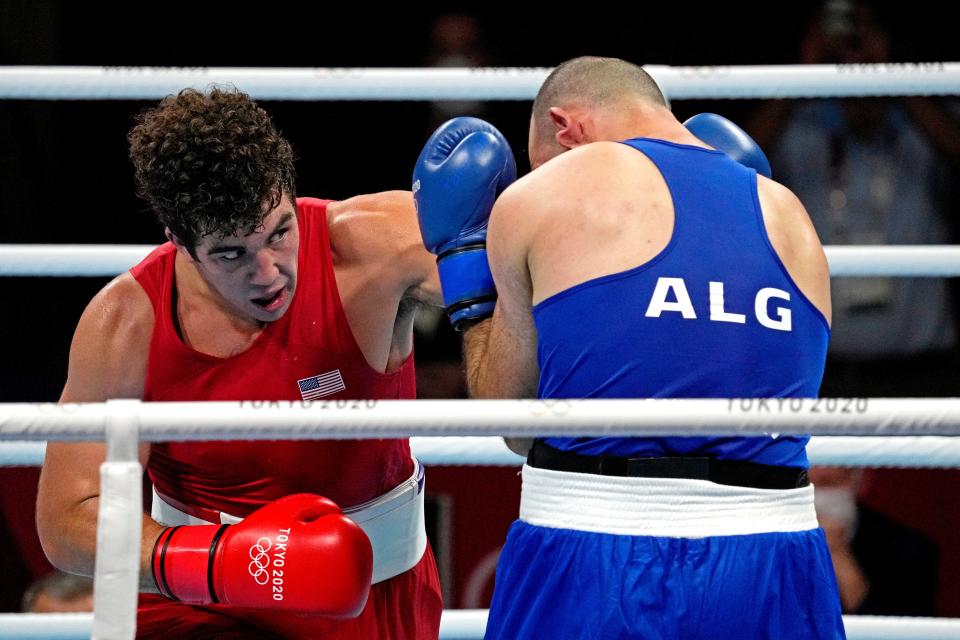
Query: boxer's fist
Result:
<box><xmin>152</xmin><ymin>494</ymin><xmax>372</xmax><ymax>617</ymax></box>
<box><xmin>413</xmin><ymin>116</ymin><xmax>516</xmax><ymax>330</ymax></box>
<box><xmin>684</xmin><ymin>113</ymin><xmax>772</xmax><ymax>178</ymax></box>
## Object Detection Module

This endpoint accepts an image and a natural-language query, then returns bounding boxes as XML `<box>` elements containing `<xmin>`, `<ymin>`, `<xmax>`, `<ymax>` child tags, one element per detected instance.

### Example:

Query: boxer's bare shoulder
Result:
<box><xmin>499</xmin><ymin>142</ymin><xmax>664</xmax><ymax>224</ymax></box>
<box><xmin>62</xmin><ymin>272</ymin><xmax>153</xmax><ymax>402</ymax></box>
<box><xmin>491</xmin><ymin>141</ymin><xmax>673</xmax><ymax>305</ymax></box>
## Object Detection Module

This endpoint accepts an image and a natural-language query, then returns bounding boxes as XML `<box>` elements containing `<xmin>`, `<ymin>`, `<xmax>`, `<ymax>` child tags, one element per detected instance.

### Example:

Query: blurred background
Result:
<box><xmin>2</xmin><ymin>0</ymin><xmax>959</xmax><ymax>619</ymax></box>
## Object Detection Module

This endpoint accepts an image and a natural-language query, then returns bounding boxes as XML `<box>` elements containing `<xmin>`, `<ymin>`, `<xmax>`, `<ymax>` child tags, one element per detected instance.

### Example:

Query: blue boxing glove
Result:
<box><xmin>684</xmin><ymin>113</ymin><xmax>772</xmax><ymax>178</ymax></box>
<box><xmin>413</xmin><ymin>117</ymin><xmax>517</xmax><ymax>330</ymax></box>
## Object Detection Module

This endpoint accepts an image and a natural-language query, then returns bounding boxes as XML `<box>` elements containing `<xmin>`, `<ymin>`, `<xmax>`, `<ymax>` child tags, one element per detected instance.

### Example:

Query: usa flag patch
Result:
<box><xmin>297</xmin><ymin>370</ymin><xmax>346</xmax><ymax>400</ymax></box>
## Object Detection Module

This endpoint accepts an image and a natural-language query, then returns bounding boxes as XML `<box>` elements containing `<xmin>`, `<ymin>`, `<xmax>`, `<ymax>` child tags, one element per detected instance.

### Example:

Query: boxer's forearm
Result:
<box><xmin>462</xmin><ymin>314</ymin><xmax>538</xmax><ymax>399</ymax></box>
<box><xmin>462</xmin><ymin>318</ymin><xmax>494</xmax><ymax>398</ymax></box>
<box><xmin>463</xmin><ymin>319</ymin><xmax>536</xmax><ymax>457</ymax></box>
<box><xmin>462</xmin><ymin>316</ymin><xmax>522</xmax><ymax>398</ymax></box>
<box><xmin>140</xmin><ymin>519</ymin><xmax>166</xmax><ymax>592</ymax></box>
<box><xmin>39</xmin><ymin>495</ymin><xmax>164</xmax><ymax>593</ymax></box>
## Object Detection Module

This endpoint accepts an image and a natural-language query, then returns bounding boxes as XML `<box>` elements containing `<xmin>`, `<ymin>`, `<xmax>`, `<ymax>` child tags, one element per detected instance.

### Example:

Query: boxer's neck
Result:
<box><xmin>173</xmin><ymin>251</ymin><xmax>268</xmax><ymax>357</ymax></box>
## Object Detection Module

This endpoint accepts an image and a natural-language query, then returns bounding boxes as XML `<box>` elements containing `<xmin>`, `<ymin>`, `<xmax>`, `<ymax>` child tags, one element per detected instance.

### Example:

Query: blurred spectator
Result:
<box><xmin>748</xmin><ymin>0</ymin><xmax>960</xmax><ymax>397</ymax></box>
<box><xmin>424</xmin><ymin>13</ymin><xmax>491</xmax><ymax>128</ymax></box>
<box><xmin>811</xmin><ymin>467</ymin><xmax>938</xmax><ymax>615</ymax></box>
<box><xmin>0</xmin><ymin>468</ymin><xmax>52</xmax><ymax>612</ymax></box>
<box><xmin>21</xmin><ymin>570</ymin><xmax>93</xmax><ymax>613</ymax></box>
<box><xmin>414</xmin><ymin>308</ymin><xmax>468</xmax><ymax>400</ymax></box>
<box><xmin>416</xmin><ymin>358</ymin><xmax>467</xmax><ymax>400</ymax></box>
<box><xmin>0</xmin><ymin>516</ymin><xmax>33</xmax><ymax>612</ymax></box>
<box><xmin>426</xmin><ymin>13</ymin><xmax>487</xmax><ymax>69</ymax></box>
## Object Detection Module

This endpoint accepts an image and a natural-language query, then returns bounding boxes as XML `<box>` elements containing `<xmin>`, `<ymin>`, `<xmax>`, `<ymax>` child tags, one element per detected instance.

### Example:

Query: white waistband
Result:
<box><xmin>152</xmin><ymin>460</ymin><xmax>427</xmax><ymax>585</ymax></box>
<box><xmin>519</xmin><ymin>464</ymin><xmax>818</xmax><ymax>538</ymax></box>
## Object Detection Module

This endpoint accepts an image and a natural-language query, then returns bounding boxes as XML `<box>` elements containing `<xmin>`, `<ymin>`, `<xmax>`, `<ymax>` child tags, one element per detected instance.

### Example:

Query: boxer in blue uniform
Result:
<box><xmin>415</xmin><ymin>56</ymin><xmax>842</xmax><ymax>639</ymax></box>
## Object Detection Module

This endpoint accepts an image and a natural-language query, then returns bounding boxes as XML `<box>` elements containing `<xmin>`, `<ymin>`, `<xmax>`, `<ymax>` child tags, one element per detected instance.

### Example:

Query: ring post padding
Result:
<box><xmin>91</xmin><ymin>400</ymin><xmax>142</xmax><ymax>640</ymax></box>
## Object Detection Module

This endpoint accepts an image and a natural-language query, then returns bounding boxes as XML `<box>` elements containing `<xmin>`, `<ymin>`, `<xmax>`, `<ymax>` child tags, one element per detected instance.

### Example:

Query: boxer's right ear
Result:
<box><xmin>165</xmin><ymin>228</ymin><xmax>199</xmax><ymax>262</ymax></box>
<box><xmin>548</xmin><ymin>107</ymin><xmax>587</xmax><ymax>151</ymax></box>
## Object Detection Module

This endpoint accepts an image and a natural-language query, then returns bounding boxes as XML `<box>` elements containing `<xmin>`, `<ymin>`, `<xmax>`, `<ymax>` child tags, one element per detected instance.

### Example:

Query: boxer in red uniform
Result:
<box><xmin>36</xmin><ymin>88</ymin><xmax>443</xmax><ymax>639</ymax></box>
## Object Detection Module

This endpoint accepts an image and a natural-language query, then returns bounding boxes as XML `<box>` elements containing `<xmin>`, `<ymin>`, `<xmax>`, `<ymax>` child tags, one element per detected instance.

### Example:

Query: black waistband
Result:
<box><xmin>527</xmin><ymin>441</ymin><xmax>809</xmax><ymax>490</ymax></box>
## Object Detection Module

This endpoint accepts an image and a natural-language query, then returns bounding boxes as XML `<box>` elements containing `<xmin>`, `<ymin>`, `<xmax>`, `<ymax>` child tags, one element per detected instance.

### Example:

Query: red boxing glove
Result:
<box><xmin>151</xmin><ymin>494</ymin><xmax>373</xmax><ymax>617</ymax></box>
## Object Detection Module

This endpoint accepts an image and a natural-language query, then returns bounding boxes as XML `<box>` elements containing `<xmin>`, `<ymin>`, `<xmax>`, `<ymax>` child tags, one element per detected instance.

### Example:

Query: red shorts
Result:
<box><xmin>136</xmin><ymin>545</ymin><xmax>442</xmax><ymax>639</ymax></box>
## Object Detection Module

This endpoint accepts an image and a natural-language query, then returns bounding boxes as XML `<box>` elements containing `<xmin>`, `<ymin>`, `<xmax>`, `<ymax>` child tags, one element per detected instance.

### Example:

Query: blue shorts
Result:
<box><xmin>485</xmin><ymin>521</ymin><xmax>845</xmax><ymax>640</ymax></box>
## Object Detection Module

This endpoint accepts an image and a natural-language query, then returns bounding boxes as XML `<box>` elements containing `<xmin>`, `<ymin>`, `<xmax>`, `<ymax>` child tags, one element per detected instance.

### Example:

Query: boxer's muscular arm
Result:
<box><xmin>461</xmin><ymin>181</ymin><xmax>541</xmax><ymax>456</ymax></box>
<box><xmin>328</xmin><ymin>191</ymin><xmax>442</xmax><ymax>372</ymax></box>
<box><xmin>462</xmin><ymin>182</ymin><xmax>540</xmax><ymax>399</ymax></box>
<box><xmin>36</xmin><ymin>274</ymin><xmax>163</xmax><ymax>591</ymax></box>
<box><xmin>329</xmin><ymin>190</ymin><xmax>441</xmax><ymax>306</ymax></box>
<box><xmin>374</xmin><ymin>190</ymin><xmax>443</xmax><ymax>306</ymax></box>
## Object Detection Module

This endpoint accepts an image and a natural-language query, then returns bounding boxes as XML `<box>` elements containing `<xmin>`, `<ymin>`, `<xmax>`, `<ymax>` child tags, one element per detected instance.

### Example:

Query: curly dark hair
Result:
<box><xmin>128</xmin><ymin>87</ymin><xmax>296</xmax><ymax>254</ymax></box>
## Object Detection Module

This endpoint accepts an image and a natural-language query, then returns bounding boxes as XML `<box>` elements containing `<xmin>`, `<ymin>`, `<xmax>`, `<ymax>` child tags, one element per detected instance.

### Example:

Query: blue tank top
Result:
<box><xmin>537</xmin><ymin>138</ymin><xmax>830</xmax><ymax>467</ymax></box>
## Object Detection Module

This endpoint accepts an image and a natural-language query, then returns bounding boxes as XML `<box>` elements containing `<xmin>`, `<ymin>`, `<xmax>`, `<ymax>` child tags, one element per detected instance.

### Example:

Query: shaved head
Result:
<box><xmin>529</xmin><ymin>56</ymin><xmax>667</xmax><ymax>167</ymax></box>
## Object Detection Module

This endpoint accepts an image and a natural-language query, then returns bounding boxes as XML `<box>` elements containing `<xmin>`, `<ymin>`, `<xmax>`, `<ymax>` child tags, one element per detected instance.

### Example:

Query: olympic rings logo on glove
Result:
<box><xmin>248</xmin><ymin>536</ymin><xmax>273</xmax><ymax>586</ymax></box>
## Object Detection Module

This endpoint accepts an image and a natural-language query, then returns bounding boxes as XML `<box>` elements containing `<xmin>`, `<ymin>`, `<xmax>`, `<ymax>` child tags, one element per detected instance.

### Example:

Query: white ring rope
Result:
<box><xmin>4</xmin><ymin>399</ymin><xmax>960</xmax><ymax>440</ymax></box>
<box><xmin>825</xmin><ymin>246</ymin><xmax>960</xmax><ymax>277</ymax></box>
<box><xmin>0</xmin><ymin>611</ymin><xmax>957</xmax><ymax>640</ymax></box>
<box><xmin>0</xmin><ymin>63</ymin><xmax>957</xmax><ymax>101</ymax></box>
<box><xmin>0</xmin><ymin>245</ymin><xmax>157</xmax><ymax>277</ymax></box>
<box><xmin>0</xmin><ymin>613</ymin><xmax>92</xmax><ymax>640</ymax></box>
<box><xmin>3</xmin><ymin>244</ymin><xmax>960</xmax><ymax>278</ymax></box>
<box><xmin>3</xmin><ymin>436</ymin><xmax>960</xmax><ymax>469</ymax></box>
<box><xmin>440</xmin><ymin>612</ymin><xmax>960</xmax><ymax>640</ymax></box>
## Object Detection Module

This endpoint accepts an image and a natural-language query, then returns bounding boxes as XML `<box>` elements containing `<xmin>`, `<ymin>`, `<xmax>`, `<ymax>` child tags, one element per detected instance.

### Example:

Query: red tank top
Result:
<box><xmin>131</xmin><ymin>198</ymin><xmax>415</xmax><ymax>515</ymax></box>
